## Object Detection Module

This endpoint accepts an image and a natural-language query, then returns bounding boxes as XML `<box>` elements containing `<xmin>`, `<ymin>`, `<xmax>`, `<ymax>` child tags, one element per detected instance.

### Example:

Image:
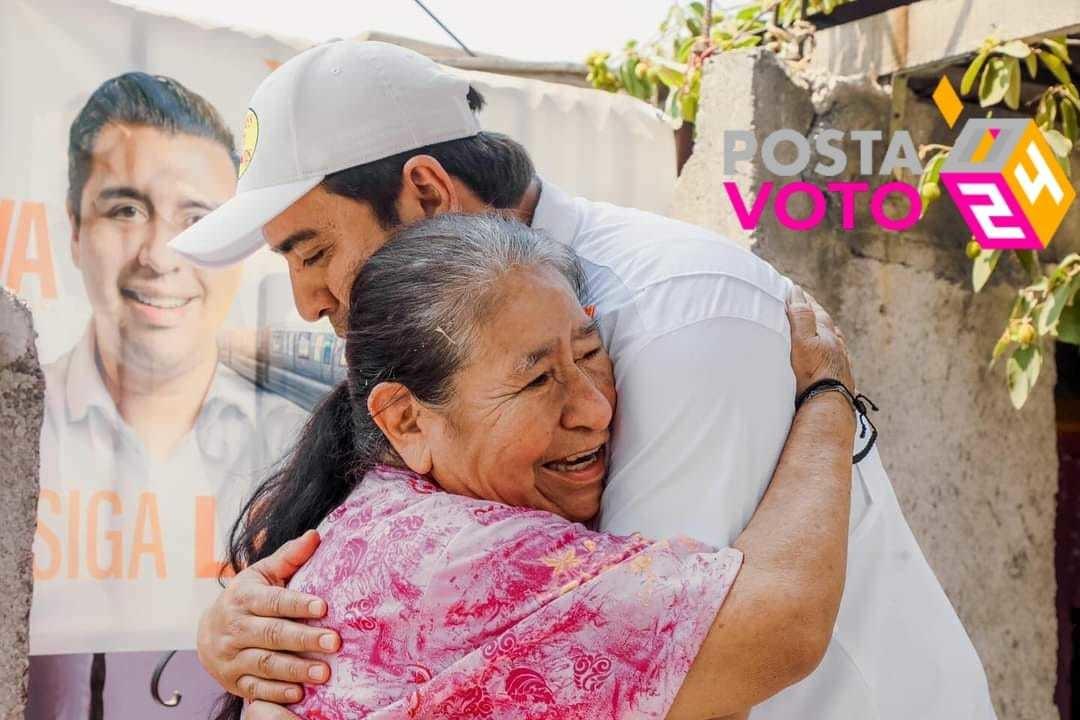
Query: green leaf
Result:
<box><xmin>618</xmin><ymin>59</ymin><xmax>635</xmax><ymax>96</ymax></box>
<box><xmin>686</xmin><ymin>17</ymin><xmax>703</xmax><ymax>36</ymax></box>
<box><xmin>979</xmin><ymin>57</ymin><xmax>1011</xmax><ymax>107</ymax></box>
<box><xmin>918</xmin><ymin>151</ymin><xmax>948</xmax><ymax>216</ymax></box>
<box><xmin>732</xmin><ymin>34</ymin><xmax>762</xmax><ymax>49</ymax></box>
<box><xmin>1015</xmin><ymin>249</ymin><xmax>1040</xmax><ymax>281</ymax></box>
<box><xmin>924</xmin><ymin>151</ymin><xmax>948</xmax><ymax>185</ymax></box>
<box><xmin>1040</xmin><ymin>52</ymin><xmax>1073</xmax><ymax>85</ymax></box>
<box><xmin>1039</xmin><ymin>280</ymin><xmax>1073</xmax><ymax>333</ymax></box>
<box><xmin>1005</xmin><ymin>57</ymin><xmax>1022</xmax><ymax>110</ymax></box>
<box><xmin>677</xmin><ymin>36</ymin><xmax>697</xmax><ymax>64</ymax></box>
<box><xmin>962</xmin><ymin>49</ymin><xmax>990</xmax><ymax>95</ymax></box>
<box><xmin>689</xmin><ymin>1</ymin><xmax>706</xmax><ymax>17</ymax></box>
<box><xmin>736</xmin><ymin>5</ymin><xmax>761</xmax><ymax>22</ymax></box>
<box><xmin>990</xmin><ymin>331</ymin><xmax>1014</xmax><ymax>367</ymax></box>
<box><xmin>1043</xmin><ymin>127</ymin><xmax>1073</xmax><ymax>159</ymax></box>
<box><xmin>1007</xmin><ymin>345</ymin><xmax>1042</xmax><ymax>409</ymax></box>
<box><xmin>652</xmin><ymin>58</ymin><xmax>689</xmax><ymax>89</ymax></box>
<box><xmin>1059</xmin><ymin>303</ymin><xmax>1080</xmax><ymax>344</ymax></box>
<box><xmin>974</xmin><ymin>248</ymin><xmax>1002</xmax><ymax>292</ymax></box>
<box><xmin>996</xmin><ymin>40</ymin><xmax>1032</xmax><ymax>58</ymax></box>
<box><xmin>1025</xmin><ymin>52</ymin><xmax>1039</xmax><ymax>79</ymax></box>
<box><xmin>1042</xmin><ymin>37</ymin><xmax>1072</xmax><ymax>64</ymax></box>
<box><xmin>1036</xmin><ymin>93</ymin><xmax>1058</xmax><ymax>128</ymax></box>
<box><xmin>1062</xmin><ymin>96</ymin><xmax>1079</xmax><ymax>144</ymax></box>
<box><xmin>680</xmin><ymin>92</ymin><xmax>699</xmax><ymax>124</ymax></box>
<box><xmin>1063</xmin><ymin>82</ymin><xmax>1080</xmax><ymax>109</ymax></box>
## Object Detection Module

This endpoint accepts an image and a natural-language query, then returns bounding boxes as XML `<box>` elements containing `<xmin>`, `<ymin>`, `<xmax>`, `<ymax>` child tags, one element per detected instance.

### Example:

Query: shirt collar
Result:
<box><xmin>199</xmin><ymin>363</ymin><xmax>259</xmax><ymax>431</ymax></box>
<box><xmin>64</xmin><ymin>328</ymin><xmax>119</xmax><ymax>425</ymax></box>
<box><xmin>530</xmin><ymin>179</ymin><xmax>580</xmax><ymax>248</ymax></box>
<box><xmin>63</xmin><ymin>326</ymin><xmax>258</xmax><ymax>435</ymax></box>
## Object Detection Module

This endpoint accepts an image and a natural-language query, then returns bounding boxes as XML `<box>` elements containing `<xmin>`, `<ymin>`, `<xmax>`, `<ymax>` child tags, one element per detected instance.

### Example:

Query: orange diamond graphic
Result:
<box><xmin>932</xmin><ymin>76</ymin><xmax>964</xmax><ymax>128</ymax></box>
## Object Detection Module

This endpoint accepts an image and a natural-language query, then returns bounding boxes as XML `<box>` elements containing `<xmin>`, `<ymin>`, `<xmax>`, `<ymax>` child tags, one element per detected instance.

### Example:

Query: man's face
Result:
<box><xmin>72</xmin><ymin>123</ymin><xmax>242</xmax><ymax>376</ymax></box>
<box><xmin>263</xmin><ymin>186</ymin><xmax>394</xmax><ymax>336</ymax></box>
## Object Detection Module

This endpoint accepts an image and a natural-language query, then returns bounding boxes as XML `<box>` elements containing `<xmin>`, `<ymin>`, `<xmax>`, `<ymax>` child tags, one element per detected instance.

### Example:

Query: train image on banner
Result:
<box><xmin>219</xmin><ymin>325</ymin><xmax>344</xmax><ymax>411</ymax></box>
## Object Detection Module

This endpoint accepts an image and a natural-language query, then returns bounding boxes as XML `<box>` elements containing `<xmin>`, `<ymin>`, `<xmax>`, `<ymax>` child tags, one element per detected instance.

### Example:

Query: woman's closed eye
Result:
<box><xmin>575</xmin><ymin>345</ymin><xmax>604</xmax><ymax>366</ymax></box>
<box><xmin>524</xmin><ymin>371</ymin><xmax>552</xmax><ymax>390</ymax></box>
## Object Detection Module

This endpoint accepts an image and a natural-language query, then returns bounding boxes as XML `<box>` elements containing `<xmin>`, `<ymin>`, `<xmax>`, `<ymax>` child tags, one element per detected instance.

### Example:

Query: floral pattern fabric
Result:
<box><xmin>288</xmin><ymin>465</ymin><xmax>742</xmax><ymax>719</ymax></box>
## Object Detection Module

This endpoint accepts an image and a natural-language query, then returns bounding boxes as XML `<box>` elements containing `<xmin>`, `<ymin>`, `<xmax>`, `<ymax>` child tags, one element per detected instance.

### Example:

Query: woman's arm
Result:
<box><xmin>667</xmin><ymin>286</ymin><xmax>857</xmax><ymax>720</ymax></box>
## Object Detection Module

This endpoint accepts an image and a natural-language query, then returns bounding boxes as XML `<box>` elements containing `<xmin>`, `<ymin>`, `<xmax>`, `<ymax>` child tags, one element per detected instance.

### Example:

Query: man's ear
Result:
<box><xmin>397</xmin><ymin>155</ymin><xmax>461</xmax><ymax>221</ymax></box>
<box><xmin>67</xmin><ymin>207</ymin><xmax>81</xmax><ymax>269</ymax></box>
<box><xmin>367</xmin><ymin>381</ymin><xmax>433</xmax><ymax>475</ymax></box>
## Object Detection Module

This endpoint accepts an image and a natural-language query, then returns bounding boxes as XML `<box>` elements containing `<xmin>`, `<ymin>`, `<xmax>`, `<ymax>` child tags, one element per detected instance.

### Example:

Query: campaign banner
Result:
<box><xmin>4</xmin><ymin>0</ymin><xmax>312</xmax><ymax>655</ymax></box>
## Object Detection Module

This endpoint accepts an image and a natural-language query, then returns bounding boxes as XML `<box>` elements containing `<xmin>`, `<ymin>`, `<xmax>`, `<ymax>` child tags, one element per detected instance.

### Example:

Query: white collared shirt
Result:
<box><xmin>28</xmin><ymin>327</ymin><xmax>308</xmax><ymax>720</ymax></box>
<box><xmin>531</xmin><ymin>181</ymin><xmax>996</xmax><ymax>720</ymax></box>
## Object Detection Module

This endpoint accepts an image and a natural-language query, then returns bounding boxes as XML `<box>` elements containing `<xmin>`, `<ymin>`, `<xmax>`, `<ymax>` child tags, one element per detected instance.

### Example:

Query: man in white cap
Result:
<box><xmin>172</xmin><ymin>40</ymin><xmax>996</xmax><ymax>720</ymax></box>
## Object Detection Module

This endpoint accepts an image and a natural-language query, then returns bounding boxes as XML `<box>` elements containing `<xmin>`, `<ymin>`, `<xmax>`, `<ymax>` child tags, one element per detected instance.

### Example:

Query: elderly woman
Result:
<box><xmin>215</xmin><ymin>214</ymin><xmax>856</xmax><ymax>720</ymax></box>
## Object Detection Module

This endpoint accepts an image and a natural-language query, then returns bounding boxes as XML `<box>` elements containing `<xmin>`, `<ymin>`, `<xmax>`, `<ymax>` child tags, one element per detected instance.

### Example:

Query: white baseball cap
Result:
<box><xmin>169</xmin><ymin>40</ymin><xmax>481</xmax><ymax>267</ymax></box>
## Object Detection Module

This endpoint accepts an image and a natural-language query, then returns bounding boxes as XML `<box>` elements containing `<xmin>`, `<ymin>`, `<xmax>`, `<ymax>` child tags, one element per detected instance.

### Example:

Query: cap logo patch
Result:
<box><xmin>239</xmin><ymin>109</ymin><xmax>259</xmax><ymax>178</ymax></box>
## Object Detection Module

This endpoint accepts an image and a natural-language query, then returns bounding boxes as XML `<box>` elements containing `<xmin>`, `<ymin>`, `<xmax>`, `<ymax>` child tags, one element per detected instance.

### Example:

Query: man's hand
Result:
<box><xmin>196</xmin><ymin>530</ymin><xmax>341</xmax><ymax>710</ymax></box>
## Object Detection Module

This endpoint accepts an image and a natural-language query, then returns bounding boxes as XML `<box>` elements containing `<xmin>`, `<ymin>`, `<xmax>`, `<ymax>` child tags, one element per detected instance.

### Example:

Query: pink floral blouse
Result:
<box><xmin>287</xmin><ymin>465</ymin><xmax>742</xmax><ymax>719</ymax></box>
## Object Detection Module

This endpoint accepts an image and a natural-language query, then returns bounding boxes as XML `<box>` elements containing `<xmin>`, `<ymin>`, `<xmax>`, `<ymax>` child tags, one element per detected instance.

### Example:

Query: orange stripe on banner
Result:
<box><xmin>195</xmin><ymin>496</ymin><xmax>235</xmax><ymax>579</ymax></box>
<box><xmin>7</xmin><ymin>202</ymin><xmax>57</xmax><ymax>298</ymax></box>
<box><xmin>87</xmin><ymin>492</ymin><xmax>123</xmax><ymax>579</ymax></box>
<box><xmin>970</xmin><ymin>129</ymin><xmax>997</xmax><ymax>165</ymax></box>
<box><xmin>129</xmin><ymin>493</ymin><xmax>166</xmax><ymax>579</ymax></box>
<box><xmin>34</xmin><ymin>489</ymin><xmax>62</xmax><ymax>581</ymax></box>
<box><xmin>0</xmin><ymin>199</ymin><xmax>13</xmax><ymax>279</ymax></box>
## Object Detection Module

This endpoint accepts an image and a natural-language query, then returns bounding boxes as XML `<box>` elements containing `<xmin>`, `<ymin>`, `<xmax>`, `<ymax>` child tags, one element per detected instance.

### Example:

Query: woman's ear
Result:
<box><xmin>367</xmin><ymin>381</ymin><xmax>433</xmax><ymax>475</ymax></box>
<box><xmin>397</xmin><ymin>155</ymin><xmax>461</xmax><ymax>221</ymax></box>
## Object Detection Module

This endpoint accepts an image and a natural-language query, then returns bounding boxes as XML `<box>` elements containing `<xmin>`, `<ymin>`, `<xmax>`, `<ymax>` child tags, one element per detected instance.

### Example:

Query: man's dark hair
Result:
<box><xmin>321</xmin><ymin>87</ymin><xmax>535</xmax><ymax>227</ymax></box>
<box><xmin>67</xmin><ymin>72</ymin><xmax>237</xmax><ymax>227</ymax></box>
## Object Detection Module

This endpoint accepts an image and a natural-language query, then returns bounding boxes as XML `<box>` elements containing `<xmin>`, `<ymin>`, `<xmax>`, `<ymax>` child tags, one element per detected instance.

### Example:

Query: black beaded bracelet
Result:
<box><xmin>795</xmin><ymin>379</ymin><xmax>880</xmax><ymax>464</ymax></box>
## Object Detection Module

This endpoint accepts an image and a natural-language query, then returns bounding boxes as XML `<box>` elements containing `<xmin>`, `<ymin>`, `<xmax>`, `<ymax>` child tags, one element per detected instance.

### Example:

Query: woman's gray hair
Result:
<box><xmin>344</xmin><ymin>212</ymin><xmax>587</xmax><ymax>453</ymax></box>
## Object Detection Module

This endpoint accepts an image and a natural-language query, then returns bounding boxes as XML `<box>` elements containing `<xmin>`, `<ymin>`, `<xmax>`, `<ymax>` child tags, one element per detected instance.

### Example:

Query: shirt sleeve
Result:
<box><xmin>599</xmin><ymin>314</ymin><xmax>796</xmax><ymax>548</ymax></box>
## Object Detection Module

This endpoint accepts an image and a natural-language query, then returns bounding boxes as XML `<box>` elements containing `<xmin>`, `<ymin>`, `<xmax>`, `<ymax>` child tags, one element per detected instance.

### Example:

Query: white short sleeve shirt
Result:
<box><xmin>531</xmin><ymin>181</ymin><xmax>996</xmax><ymax>720</ymax></box>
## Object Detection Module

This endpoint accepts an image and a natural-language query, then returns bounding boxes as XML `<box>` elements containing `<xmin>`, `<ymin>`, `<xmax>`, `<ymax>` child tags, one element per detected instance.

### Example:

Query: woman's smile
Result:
<box><xmin>541</xmin><ymin>441</ymin><xmax>608</xmax><ymax>484</ymax></box>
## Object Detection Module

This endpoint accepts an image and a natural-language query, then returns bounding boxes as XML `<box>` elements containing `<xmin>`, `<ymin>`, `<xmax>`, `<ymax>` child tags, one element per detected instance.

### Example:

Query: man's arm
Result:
<box><xmin>196</xmin><ymin>530</ymin><xmax>340</xmax><ymax>716</ymax></box>
<box><xmin>600</xmin><ymin>314</ymin><xmax>795</xmax><ymax>547</ymax></box>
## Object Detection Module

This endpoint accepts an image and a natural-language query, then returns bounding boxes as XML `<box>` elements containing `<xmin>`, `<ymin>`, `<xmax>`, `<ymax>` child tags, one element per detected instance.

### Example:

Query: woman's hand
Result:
<box><xmin>786</xmin><ymin>284</ymin><xmax>855</xmax><ymax>396</ymax></box>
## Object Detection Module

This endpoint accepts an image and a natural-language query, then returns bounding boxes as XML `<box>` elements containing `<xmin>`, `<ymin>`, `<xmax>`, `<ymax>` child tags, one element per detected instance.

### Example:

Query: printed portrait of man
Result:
<box><xmin>26</xmin><ymin>72</ymin><xmax>308</xmax><ymax>720</ymax></box>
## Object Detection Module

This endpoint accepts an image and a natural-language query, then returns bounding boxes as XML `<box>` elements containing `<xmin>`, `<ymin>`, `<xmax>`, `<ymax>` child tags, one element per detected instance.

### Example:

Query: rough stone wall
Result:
<box><xmin>673</xmin><ymin>49</ymin><xmax>1059</xmax><ymax>720</ymax></box>
<box><xmin>0</xmin><ymin>287</ymin><xmax>43</xmax><ymax>719</ymax></box>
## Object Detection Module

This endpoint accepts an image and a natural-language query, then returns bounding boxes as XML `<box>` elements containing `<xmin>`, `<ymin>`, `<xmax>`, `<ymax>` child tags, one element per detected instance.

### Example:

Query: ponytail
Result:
<box><xmin>225</xmin><ymin>382</ymin><xmax>358</xmax><ymax>576</ymax></box>
<box><xmin>213</xmin><ymin>383</ymin><xmax>360</xmax><ymax>720</ymax></box>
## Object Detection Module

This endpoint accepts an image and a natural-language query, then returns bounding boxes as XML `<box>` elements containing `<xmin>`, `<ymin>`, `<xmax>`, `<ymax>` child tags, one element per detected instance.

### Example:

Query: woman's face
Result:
<box><xmin>424</xmin><ymin>266</ymin><xmax>616</xmax><ymax>523</ymax></box>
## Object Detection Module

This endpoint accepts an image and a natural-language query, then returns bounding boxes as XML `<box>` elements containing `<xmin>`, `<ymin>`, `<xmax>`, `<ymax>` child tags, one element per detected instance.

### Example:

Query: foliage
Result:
<box><xmin>584</xmin><ymin>0</ymin><xmax>853</xmax><ymax>125</ymax></box>
<box><xmin>916</xmin><ymin>36</ymin><xmax>1078</xmax><ymax>408</ymax></box>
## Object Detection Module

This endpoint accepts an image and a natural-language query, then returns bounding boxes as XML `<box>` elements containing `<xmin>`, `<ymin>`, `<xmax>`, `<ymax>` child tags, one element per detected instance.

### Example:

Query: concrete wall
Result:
<box><xmin>673</xmin><ymin>49</ymin><xmax>1060</xmax><ymax>720</ymax></box>
<box><xmin>0</xmin><ymin>287</ymin><xmax>43</xmax><ymax>719</ymax></box>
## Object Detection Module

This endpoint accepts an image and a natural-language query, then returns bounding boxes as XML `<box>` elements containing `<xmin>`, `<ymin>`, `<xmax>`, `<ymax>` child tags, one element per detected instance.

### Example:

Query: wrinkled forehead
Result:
<box><xmin>461</xmin><ymin>266</ymin><xmax>593</xmax><ymax>374</ymax></box>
